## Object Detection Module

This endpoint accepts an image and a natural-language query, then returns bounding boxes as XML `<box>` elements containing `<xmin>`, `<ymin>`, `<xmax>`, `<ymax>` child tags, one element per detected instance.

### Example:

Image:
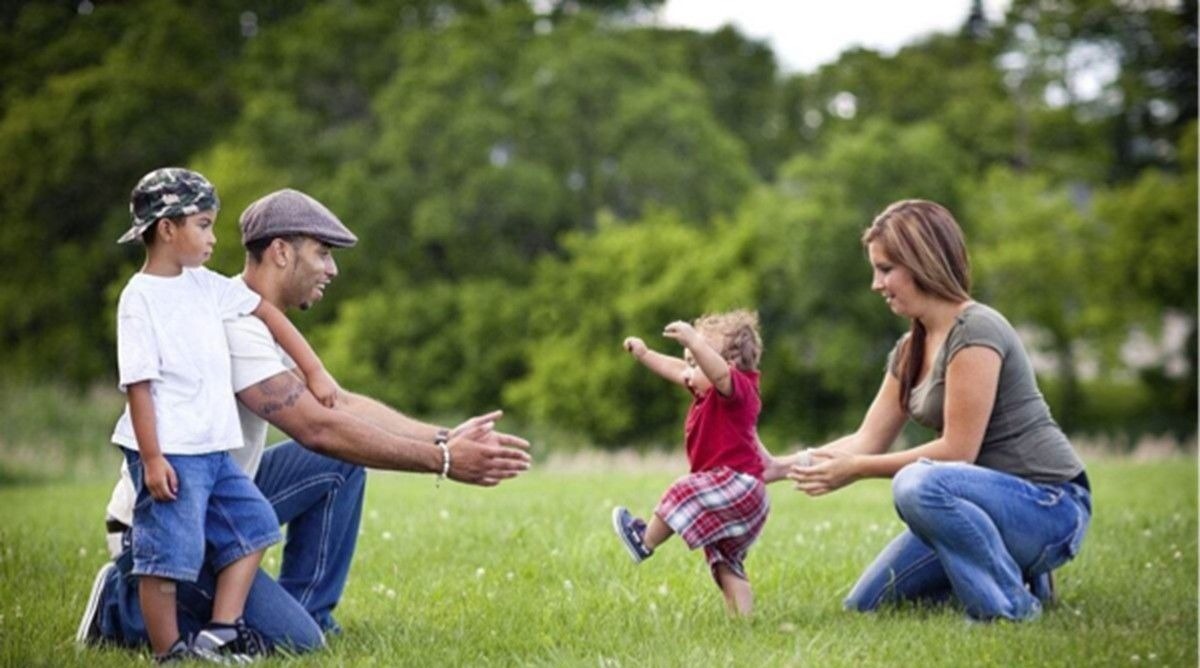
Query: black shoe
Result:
<box><xmin>155</xmin><ymin>636</ymin><xmax>192</xmax><ymax>664</ymax></box>
<box><xmin>75</xmin><ymin>562</ymin><xmax>116</xmax><ymax>646</ymax></box>
<box><xmin>1027</xmin><ymin>570</ymin><xmax>1056</xmax><ymax>605</ymax></box>
<box><xmin>192</xmin><ymin>618</ymin><xmax>269</xmax><ymax>663</ymax></box>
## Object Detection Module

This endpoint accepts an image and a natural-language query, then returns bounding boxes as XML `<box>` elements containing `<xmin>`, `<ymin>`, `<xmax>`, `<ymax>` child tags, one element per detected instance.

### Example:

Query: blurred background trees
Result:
<box><xmin>2</xmin><ymin>0</ymin><xmax>1194</xmax><ymax>453</ymax></box>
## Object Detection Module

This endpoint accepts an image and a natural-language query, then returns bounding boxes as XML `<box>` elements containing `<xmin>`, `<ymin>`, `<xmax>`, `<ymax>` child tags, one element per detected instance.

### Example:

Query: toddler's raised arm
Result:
<box><xmin>623</xmin><ymin>336</ymin><xmax>689</xmax><ymax>388</ymax></box>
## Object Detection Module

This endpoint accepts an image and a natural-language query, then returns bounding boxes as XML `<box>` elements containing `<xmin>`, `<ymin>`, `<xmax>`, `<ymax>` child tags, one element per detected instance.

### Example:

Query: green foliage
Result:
<box><xmin>507</xmin><ymin>211</ymin><xmax>758</xmax><ymax>446</ymax></box>
<box><xmin>750</xmin><ymin>120</ymin><xmax>968</xmax><ymax>442</ymax></box>
<box><xmin>0</xmin><ymin>1</ymin><xmax>273</xmax><ymax>382</ymax></box>
<box><xmin>2</xmin><ymin>0</ymin><xmax>1194</xmax><ymax>446</ymax></box>
<box><xmin>5</xmin><ymin>458</ymin><xmax>1197</xmax><ymax>665</ymax></box>
<box><xmin>319</xmin><ymin>278</ymin><xmax>529</xmax><ymax>419</ymax></box>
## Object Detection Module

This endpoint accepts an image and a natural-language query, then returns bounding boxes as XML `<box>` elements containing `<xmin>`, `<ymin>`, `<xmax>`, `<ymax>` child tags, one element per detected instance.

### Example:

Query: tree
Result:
<box><xmin>506</xmin><ymin>211</ymin><xmax>758</xmax><ymax>446</ymax></box>
<box><xmin>964</xmin><ymin>168</ymin><xmax>1097</xmax><ymax>431</ymax></box>
<box><xmin>998</xmin><ymin>0</ymin><xmax>1197</xmax><ymax>180</ymax></box>
<box><xmin>750</xmin><ymin>119</ymin><xmax>969</xmax><ymax>442</ymax></box>
<box><xmin>0</xmin><ymin>0</ymin><xmax>253</xmax><ymax>382</ymax></box>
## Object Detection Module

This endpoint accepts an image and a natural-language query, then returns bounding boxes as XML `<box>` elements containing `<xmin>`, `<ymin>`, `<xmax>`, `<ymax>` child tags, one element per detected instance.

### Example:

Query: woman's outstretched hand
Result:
<box><xmin>787</xmin><ymin>448</ymin><xmax>860</xmax><ymax>496</ymax></box>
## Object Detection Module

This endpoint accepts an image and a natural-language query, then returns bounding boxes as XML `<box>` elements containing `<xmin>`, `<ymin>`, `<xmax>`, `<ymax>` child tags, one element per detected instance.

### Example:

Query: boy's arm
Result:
<box><xmin>127</xmin><ymin>381</ymin><xmax>177</xmax><ymax>501</ymax></box>
<box><xmin>662</xmin><ymin>321</ymin><xmax>732</xmax><ymax>396</ymax></box>
<box><xmin>252</xmin><ymin>300</ymin><xmax>340</xmax><ymax>406</ymax></box>
<box><xmin>624</xmin><ymin>336</ymin><xmax>689</xmax><ymax>387</ymax></box>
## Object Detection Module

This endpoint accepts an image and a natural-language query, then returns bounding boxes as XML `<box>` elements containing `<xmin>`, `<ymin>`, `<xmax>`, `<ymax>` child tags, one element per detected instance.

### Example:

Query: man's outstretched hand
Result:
<box><xmin>447</xmin><ymin>410</ymin><xmax>532</xmax><ymax>486</ymax></box>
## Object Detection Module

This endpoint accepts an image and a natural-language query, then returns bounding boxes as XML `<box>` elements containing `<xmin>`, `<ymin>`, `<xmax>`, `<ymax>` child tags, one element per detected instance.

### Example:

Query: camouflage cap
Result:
<box><xmin>119</xmin><ymin>167</ymin><xmax>220</xmax><ymax>244</ymax></box>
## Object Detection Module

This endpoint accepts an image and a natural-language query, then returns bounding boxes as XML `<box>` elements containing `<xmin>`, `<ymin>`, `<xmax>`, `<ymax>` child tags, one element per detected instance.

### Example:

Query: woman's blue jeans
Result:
<box><xmin>97</xmin><ymin>441</ymin><xmax>366</xmax><ymax>651</ymax></box>
<box><xmin>843</xmin><ymin>459</ymin><xmax>1091</xmax><ymax>621</ymax></box>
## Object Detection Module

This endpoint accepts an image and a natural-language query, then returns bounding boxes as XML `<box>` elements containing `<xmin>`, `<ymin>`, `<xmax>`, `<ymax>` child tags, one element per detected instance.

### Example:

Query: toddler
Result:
<box><xmin>612</xmin><ymin>310</ymin><xmax>769</xmax><ymax>616</ymax></box>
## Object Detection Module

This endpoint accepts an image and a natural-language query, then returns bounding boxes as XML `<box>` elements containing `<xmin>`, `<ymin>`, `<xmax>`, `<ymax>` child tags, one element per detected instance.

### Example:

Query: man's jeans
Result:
<box><xmin>96</xmin><ymin>441</ymin><xmax>366</xmax><ymax>651</ymax></box>
<box><xmin>844</xmin><ymin>459</ymin><xmax>1091</xmax><ymax>621</ymax></box>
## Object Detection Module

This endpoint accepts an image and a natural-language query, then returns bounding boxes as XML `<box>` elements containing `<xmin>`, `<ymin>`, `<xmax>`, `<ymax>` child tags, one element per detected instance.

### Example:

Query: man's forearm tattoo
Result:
<box><xmin>253</xmin><ymin>373</ymin><xmax>306</xmax><ymax>417</ymax></box>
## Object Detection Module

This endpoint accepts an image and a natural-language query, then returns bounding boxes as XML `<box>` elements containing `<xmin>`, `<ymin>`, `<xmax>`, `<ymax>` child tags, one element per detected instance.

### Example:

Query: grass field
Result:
<box><xmin>0</xmin><ymin>456</ymin><xmax>1195</xmax><ymax>667</ymax></box>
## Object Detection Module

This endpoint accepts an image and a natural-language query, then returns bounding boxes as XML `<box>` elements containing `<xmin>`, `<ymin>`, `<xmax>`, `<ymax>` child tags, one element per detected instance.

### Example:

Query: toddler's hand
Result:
<box><xmin>623</xmin><ymin>336</ymin><xmax>647</xmax><ymax>359</ymax></box>
<box><xmin>662</xmin><ymin>320</ymin><xmax>698</xmax><ymax>346</ymax></box>
<box><xmin>307</xmin><ymin>368</ymin><xmax>342</xmax><ymax>408</ymax></box>
<box><xmin>145</xmin><ymin>455</ymin><xmax>178</xmax><ymax>501</ymax></box>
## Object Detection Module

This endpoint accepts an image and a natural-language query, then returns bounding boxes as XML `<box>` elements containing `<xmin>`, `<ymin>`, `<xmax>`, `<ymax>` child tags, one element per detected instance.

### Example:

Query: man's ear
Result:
<box><xmin>270</xmin><ymin>238</ymin><xmax>292</xmax><ymax>267</ymax></box>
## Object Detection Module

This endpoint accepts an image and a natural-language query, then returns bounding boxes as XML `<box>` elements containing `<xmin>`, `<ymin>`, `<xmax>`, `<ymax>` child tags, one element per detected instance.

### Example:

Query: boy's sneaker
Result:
<box><xmin>611</xmin><ymin>506</ymin><xmax>653</xmax><ymax>563</ymax></box>
<box><xmin>191</xmin><ymin>618</ymin><xmax>268</xmax><ymax>663</ymax></box>
<box><xmin>155</xmin><ymin>636</ymin><xmax>193</xmax><ymax>664</ymax></box>
<box><xmin>75</xmin><ymin>561</ymin><xmax>116</xmax><ymax>646</ymax></box>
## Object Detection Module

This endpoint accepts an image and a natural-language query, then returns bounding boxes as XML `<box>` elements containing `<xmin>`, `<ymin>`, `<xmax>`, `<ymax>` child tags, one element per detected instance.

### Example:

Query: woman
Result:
<box><xmin>767</xmin><ymin>199</ymin><xmax>1092</xmax><ymax>621</ymax></box>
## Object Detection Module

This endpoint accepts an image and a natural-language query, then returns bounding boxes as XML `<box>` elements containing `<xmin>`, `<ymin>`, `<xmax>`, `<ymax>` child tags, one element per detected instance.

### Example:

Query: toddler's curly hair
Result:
<box><xmin>694</xmin><ymin>309</ymin><xmax>762</xmax><ymax>371</ymax></box>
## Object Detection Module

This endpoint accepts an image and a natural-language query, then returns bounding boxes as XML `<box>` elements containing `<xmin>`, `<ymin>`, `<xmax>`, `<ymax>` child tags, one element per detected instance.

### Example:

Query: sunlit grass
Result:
<box><xmin>1</xmin><ymin>457</ymin><xmax>1195</xmax><ymax>666</ymax></box>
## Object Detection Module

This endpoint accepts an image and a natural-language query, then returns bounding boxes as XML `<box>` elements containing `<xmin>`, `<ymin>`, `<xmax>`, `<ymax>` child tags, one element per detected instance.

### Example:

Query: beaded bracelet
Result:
<box><xmin>435</xmin><ymin>429</ymin><xmax>450</xmax><ymax>486</ymax></box>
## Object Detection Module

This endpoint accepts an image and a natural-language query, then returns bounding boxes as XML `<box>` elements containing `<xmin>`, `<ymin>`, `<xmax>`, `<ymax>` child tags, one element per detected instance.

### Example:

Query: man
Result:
<box><xmin>77</xmin><ymin>188</ymin><xmax>531</xmax><ymax>654</ymax></box>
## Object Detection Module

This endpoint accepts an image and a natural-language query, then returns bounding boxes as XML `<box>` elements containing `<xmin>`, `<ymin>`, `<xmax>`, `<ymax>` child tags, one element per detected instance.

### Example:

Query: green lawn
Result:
<box><xmin>1</xmin><ymin>457</ymin><xmax>1195</xmax><ymax>667</ymax></box>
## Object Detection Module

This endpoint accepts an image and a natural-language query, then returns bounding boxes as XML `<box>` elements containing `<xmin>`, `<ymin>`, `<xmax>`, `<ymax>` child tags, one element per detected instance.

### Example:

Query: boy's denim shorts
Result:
<box><xmin>122</xmin><ymin>449</ymin><xmax>282</xmax><ymax>582</ymax></box>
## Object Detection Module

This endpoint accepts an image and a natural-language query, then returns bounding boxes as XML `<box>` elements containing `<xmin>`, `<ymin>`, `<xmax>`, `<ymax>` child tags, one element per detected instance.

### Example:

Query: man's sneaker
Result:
<box><xmin>191</xmin><ymin>618</ymin><xmax>269</xmax><ymax>664</ymax></box>
<box><xmin>75</xmin><ymin>561</ymin><xmax>116</xmax><ymax>646</ymax></box>
<box><xmin>611</xmin><ymin>506</ymin><xmax>653</xmax><ymax>564</ymax></box>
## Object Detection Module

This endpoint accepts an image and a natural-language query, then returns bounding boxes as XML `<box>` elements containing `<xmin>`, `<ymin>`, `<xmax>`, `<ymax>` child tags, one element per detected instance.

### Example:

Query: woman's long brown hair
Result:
<box><xmin>862</xmin><ymin>200</ymin><xmax>972</xmax><ymax>411</ymax></box>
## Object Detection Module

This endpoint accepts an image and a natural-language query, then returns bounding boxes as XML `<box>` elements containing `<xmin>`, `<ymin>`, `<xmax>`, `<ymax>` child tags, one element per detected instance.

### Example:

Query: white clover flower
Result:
<box><xmin>382</xmin><ymin>531</ymin><xmax>394</xmax><ymax>541</ymax></box>
<box><xmin>657</xmin><ymin>584</ymin><xmax>668</xmax><ymax>596</ymax></box>
<box><xmin>369</xmin><ymin>510</ymin><xmax>380</xmax><ymax>520</ymax></box>
<box><xmin>78</xmin><ymin>547</ymin><xmax>88</xmax><ymax>557</ymax></box>
<box><xmin>476</xmin><ymin>567</ymin><xmax>486</xmax><ymax>578</ymax></box>
<box><xmin>386</xmin><ymin>589</ymin><xmax>396</xmax><ymax>598</ymax></box>
<box><xmin>439</xmin><ymin>510</ymin><xmax>451</xmax><ymax>520</ymax></box>
<box><xmin>563</xmin><ymin>579</ymin><xmax>573</xmax><ymax>591</ymax></box>
<box><xmin>506</xmin><ymin>571</ymin><xmax>515</xmax><ymax>581</ymax></box>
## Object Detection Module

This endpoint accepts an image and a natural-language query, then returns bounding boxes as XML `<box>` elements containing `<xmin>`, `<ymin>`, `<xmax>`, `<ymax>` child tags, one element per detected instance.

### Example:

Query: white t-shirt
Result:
<box><xmin>110</xmin><ymin>267</ymin><xmax>261</xmax><ymax>454</ymax></box>
<box><xmin>106</xmin><ymin>275</ymin><xmax>294</xmax><ymax>528</ymax></box>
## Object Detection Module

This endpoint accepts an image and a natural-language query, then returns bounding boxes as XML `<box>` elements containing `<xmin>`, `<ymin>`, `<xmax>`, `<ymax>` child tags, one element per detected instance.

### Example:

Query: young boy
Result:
<box><xmin>111</xmin><ymin>168</ymin><xmax>338</xmax><ymax>662</ymax></box>
<box><xmin>612</xmin><ymin>310</ymin><xmax>770</xmax><ymax>616</ymax></box>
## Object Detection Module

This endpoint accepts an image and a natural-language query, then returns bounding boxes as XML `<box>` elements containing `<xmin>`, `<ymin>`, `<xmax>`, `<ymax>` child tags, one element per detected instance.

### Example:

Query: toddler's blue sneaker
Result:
<box><xmin>611</xmin><ymin>506</ymin><xmax>653</xmax><ymax>564</ymax></box>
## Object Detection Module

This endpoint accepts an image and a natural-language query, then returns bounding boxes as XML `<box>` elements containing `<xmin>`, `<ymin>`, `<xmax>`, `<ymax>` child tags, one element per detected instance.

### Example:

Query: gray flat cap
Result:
<box><xmin>239</xmin><ymin>189</ymin><xmax>358</xmax><ymax>248</ymax></box>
